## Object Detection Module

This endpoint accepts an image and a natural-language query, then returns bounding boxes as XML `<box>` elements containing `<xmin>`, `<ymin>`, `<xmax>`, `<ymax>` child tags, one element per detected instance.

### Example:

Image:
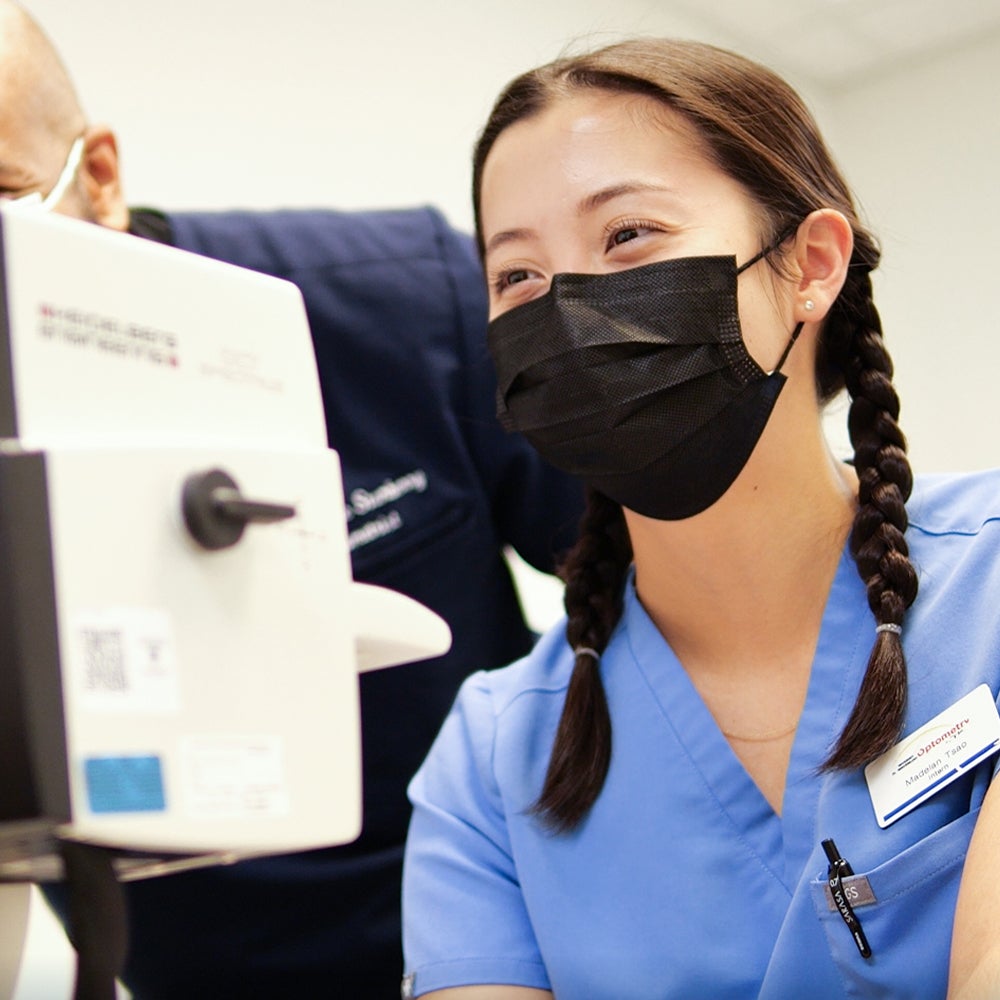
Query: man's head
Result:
<box><xmin>0</xmin><ymin>0</ymin><xmax>128</xmax><ymax>229</ymax></box>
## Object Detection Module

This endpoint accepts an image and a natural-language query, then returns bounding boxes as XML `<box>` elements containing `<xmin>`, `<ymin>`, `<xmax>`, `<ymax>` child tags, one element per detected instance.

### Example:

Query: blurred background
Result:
<box><xmin>8</xmin><ymin>0</ymin><xmax>1000</xmax><ymax>994</ymax></box>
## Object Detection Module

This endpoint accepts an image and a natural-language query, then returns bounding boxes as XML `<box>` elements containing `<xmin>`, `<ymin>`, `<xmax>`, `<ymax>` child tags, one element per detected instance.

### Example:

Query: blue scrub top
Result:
<box><xmin>403</xmin><ymin>470</ymin><xmax>1000</xmax><ymax>999</ymax></box>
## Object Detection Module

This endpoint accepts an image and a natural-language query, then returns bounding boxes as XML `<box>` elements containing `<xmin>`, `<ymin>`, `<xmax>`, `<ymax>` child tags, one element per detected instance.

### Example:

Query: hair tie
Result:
<box><xmin>574</xmin><ymin>647</ymin><xmax>601</xmax><ymax>662</ymax></box>
<box><xmin>875</xmin><ymin>623</ymin><xmax>902</xmax><ymax>636</ymax></box>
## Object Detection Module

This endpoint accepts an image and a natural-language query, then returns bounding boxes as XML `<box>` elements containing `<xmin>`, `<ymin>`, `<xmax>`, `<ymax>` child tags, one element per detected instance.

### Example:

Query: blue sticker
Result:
<box><xmin>84</xmin><ymin>755</ymin><xmax>166</xmax><ymax>814</ymax></box>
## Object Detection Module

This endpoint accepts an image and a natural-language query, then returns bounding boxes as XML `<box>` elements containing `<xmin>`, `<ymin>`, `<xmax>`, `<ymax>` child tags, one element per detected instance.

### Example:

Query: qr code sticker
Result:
<box><xmin>73</xmin><ymin>609</ymin><xmax>178</xmax><ymax>713</ymax></box>
<box><xmin>80</xmin><ymin>628</ymin><xmax>128</xmax><ymax>693</ymax></box>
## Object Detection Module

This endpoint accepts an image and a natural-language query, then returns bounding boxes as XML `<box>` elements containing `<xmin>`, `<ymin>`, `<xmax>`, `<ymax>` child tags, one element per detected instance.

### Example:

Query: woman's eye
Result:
<box><xmin>492</xmin><ymin>267</ymin><xmax>534</xmax><ymax>295</ymax></box>
<box><xmin>611</xmin><ymin>227</ymin><xmax>641</xmax><ymax>246</ymax></box>
<box><xmin>605</xmin><ymin>219</ymin><xmax>663</xmax><ymax>251</ymax></box>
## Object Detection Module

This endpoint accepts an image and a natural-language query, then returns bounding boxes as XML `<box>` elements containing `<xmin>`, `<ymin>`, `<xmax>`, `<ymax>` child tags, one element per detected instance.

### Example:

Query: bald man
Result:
<box><xmin>1</xmin><ymin>3</ymin><xmax>584</xmax><ymax>997</ymax></box>
<box><xmin>0</xmin><ymin>3</ymin><xmax>126</xmax><ymax>226</ymax></box>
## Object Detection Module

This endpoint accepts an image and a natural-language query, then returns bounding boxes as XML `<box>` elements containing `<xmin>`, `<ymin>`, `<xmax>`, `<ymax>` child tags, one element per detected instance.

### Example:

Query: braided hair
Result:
<box><xmin>474</xmin><ymin>38</ymin><xmax>919</xmax><ymax>829</ymax></box>
<box><xmin>817</xmin><ymin>251</ymin><xmax>919</xmax><ymax>769</ymax></box>
<box><xmin>528</xmin><ymin>490</ymin><xmax>631</xmax><ymax>832</ymax></box>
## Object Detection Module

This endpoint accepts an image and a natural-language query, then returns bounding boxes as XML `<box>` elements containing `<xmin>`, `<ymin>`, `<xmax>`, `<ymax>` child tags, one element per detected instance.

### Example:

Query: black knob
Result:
<box><xmin>182</xmin><ymin>468</ymin><xmax>296</xmax><ymax>551</ymax></box>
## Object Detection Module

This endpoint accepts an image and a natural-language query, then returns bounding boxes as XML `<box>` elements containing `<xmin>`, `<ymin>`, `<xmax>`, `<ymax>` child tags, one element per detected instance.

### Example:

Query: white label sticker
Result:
<box><xmin>181</xmin><ymin>735</ymin><xmax>289</xmax><ymax>819</ymax></box>
<box><xmin>71</xmin><ymin>608</ymin><xmax>179</xmax><ymax>713</ymax></box>
<box><xmin>865</xmin><ymin>684</ymin><xmax>1000</xmax><ymax>828</ymax></box>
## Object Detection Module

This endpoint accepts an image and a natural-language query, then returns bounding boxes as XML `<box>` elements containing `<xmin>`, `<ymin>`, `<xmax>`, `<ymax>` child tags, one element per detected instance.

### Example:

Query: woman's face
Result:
<box><xmin>479</xmin><ymin>90</ymin><xmax>797</xmax><ymax>373</ymax></box>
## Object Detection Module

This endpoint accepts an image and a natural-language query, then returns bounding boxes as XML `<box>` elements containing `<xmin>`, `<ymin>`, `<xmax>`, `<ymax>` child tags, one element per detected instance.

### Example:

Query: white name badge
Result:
<box><xmin>865</xmin><ymin>684</ymin><xmax>1000</xmax><ymax>829</ymax></box>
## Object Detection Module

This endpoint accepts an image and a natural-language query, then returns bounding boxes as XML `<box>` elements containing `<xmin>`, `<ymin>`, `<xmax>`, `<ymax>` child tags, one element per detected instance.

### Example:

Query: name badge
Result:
<box><xmin>864</xmin><ymin>684</ymin><xmax>1000</xmax><ymax>829</ymax></box>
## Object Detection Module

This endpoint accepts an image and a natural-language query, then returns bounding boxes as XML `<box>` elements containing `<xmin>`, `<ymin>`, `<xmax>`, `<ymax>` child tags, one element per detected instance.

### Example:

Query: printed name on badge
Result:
<box><xmin>865</xmin><ymin>684</ymin><xmax>1000</xmax><ymax>829</ymax></box>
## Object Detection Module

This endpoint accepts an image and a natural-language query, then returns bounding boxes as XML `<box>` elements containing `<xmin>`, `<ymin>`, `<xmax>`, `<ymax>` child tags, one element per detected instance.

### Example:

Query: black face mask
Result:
<box><xmin>487</xmin><ymin>248</ymin><xmax>802</xmax><ymax>520</ymax></box>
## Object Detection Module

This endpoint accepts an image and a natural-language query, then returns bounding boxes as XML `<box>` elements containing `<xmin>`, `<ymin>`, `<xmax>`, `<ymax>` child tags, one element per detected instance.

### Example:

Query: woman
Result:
<box><xmin>401</xmin><ymin>38</ymin><xmax>1000</xmax><ymax>999</ymax></box>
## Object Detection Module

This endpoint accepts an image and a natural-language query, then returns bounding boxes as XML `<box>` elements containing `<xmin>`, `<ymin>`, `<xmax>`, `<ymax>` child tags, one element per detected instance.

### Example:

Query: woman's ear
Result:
<box><xmin>77</xmin><ymin>125</ymin><xmax>129</xmax><ymax>231</ymax></box>
<box><xmin>790</xmin><ymin>208</ymin><xmax>853</xmax><ymax>325</ymax></box>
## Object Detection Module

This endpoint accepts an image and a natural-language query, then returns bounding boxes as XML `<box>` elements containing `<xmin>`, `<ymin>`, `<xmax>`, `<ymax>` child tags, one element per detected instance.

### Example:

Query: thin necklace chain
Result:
<box><xmin>721</xmin><ymin>720</ymin><xmax>799</xmax><ymax>743</ymax></box>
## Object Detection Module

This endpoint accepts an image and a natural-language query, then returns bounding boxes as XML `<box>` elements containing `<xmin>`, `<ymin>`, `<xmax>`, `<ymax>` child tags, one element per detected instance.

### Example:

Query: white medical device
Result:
<box><xmin>0</xmin><ymin>207</ymin><xmax>450</xmax><ymax>942</ymax></box>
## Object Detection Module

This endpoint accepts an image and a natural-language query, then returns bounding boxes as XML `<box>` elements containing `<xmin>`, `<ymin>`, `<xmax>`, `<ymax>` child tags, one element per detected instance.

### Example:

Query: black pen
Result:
<box><xmin>822</xmin><ymin>838</ymin><xmax>872</xmax><ymax>959</ymax></box>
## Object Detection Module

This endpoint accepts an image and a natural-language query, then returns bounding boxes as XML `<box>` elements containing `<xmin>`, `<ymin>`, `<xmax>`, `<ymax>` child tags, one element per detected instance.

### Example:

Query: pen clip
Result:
<box><xmin>821</xmin><ymin>838</ymin><xmax>872</xmax><ymax>960</ymax></box>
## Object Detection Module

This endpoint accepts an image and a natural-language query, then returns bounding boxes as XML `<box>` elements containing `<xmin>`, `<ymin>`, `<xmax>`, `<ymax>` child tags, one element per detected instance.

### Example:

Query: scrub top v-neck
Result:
<box><xmin>625</xmin><ymin>542</ymin><xmax>869</xmax><ymax>886</ymax></box>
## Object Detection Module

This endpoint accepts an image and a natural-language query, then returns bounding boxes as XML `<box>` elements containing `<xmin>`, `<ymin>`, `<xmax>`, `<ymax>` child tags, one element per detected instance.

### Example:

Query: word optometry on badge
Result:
<box><xmin>865</xmin><ymin>684</ymin><xmax>1000</xmax><ymax>829</ymax></box>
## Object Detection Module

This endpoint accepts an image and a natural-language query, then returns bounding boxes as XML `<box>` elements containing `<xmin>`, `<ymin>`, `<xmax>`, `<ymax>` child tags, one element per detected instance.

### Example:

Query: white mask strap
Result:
<box><xmin>40</xmin><ymin>136</ymin><xmax>85</xmax><ymax>211</ymax></box>
<box><xmin>7</xmin><ymin>136</ymin><xmax>85</xmax><ymax>213</ymax></box>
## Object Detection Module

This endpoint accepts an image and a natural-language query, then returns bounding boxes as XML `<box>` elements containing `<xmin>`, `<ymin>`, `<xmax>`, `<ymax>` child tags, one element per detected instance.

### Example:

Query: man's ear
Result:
<box><xmin>790</xmin><ymin>208</ymin><xmax>853</xmax><ymax>325</ymax></box>
<box><xmin>77</xmin><ymin>125</ymin><xmax>129</xmax><ymax>231</ymax></box>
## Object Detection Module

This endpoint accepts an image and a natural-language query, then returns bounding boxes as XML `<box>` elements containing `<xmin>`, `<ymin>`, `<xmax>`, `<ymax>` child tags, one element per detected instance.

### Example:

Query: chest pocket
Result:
<box><xmin>808</xmin><ymin>807</ymin><xmax>979</xmax><ymax>999</ymax></box>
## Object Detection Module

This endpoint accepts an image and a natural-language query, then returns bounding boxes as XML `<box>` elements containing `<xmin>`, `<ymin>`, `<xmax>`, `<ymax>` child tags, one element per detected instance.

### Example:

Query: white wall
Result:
<box><xmin>827</xmin><ymin>30</ymin><xmax>1000</xmax><ymax>473</ymax></box>
<box><xmin>26</xmin><ymin>0</ymin><xmax>758</xmax><ymax>227</ymax></box>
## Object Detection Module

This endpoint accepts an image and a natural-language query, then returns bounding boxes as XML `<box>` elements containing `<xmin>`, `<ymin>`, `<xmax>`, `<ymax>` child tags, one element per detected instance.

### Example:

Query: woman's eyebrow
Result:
<box><xmin>577</xmin><ymin>181</ymin><xmax>675</xmax><ymax>215</ymax></box>
<box><xmin>484</xmin><ymin>227</ymin><xmax>535</xmax><ymax>258</ymax></box>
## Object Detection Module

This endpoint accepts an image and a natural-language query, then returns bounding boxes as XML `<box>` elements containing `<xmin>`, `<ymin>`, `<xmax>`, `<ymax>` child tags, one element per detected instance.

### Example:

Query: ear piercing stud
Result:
<box><xmin>804</xmin><ymin>299</ymin><xmax>816</xmax><ymax>311</ymax></box>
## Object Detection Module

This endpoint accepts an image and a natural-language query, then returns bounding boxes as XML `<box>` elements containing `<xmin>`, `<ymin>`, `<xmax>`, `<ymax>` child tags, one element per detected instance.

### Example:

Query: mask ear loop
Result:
<box><xmin>769</xmin><ymin>321</ymin><xmax>805</xmax><ymax>375</ymax></box>
<box><xmin>41</xmin><ymin>136</ymin><xmax>85</xmax><ymax>211</ymax></box>
<box><xmin>735</xmin><ymin>222</ymin><xmax>806</xmax><ymax>376</ymax></box>
<box><xmin>735</xmin><ymin>222</ymin><xmax>800</xmax><ymax>276</ymax></box>
<box><xmin>736</xmin><ymin>245</ymin><xmax>772</xmax><ymax>275</ymax></box>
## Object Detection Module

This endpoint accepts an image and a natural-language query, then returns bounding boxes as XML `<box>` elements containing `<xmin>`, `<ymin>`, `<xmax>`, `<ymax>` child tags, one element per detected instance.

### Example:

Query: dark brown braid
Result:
<box><xmin>819</xmin><ymin>265</ymin><xmax>919</xmax><ymax>769</ymax></box>
<box><xmin>529</xmin><ymin>488</ymin><xmax>632</xmax><ymax>831</ymax></box>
